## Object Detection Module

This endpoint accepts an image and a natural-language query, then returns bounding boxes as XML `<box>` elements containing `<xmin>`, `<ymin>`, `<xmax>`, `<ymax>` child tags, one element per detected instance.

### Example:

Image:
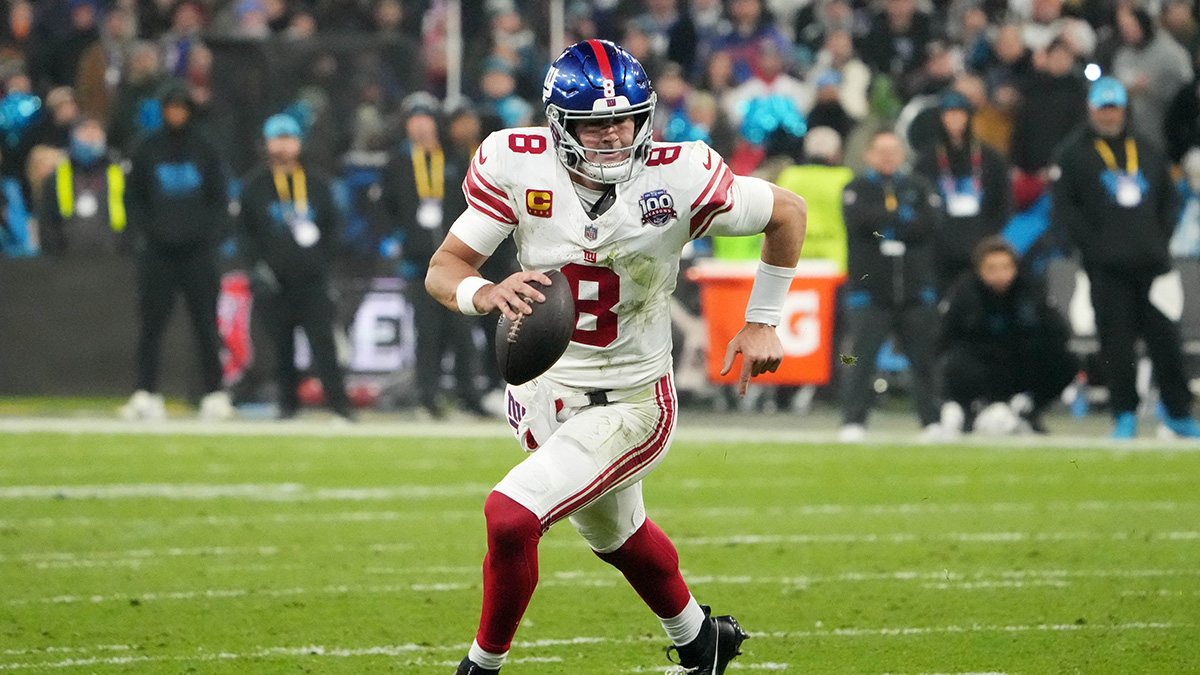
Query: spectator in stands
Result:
<box><xmin>1161</xmin><ymin>1</ymin><xmax>1198</xmax><ymax>58</ymax></box>
<box><xmin>1009</xmin><ymin>37</ymin><xmax>1086</xmax><ymax>209</ymax></box>
<box><xmin>75</xmin><ymin>8</ymin><xmax>138</xmax><ymax>124</ymax></box>
<box><xmin>938</xmin><ymin>236</ymin><xmax>1074</xmax><ymax>436</ymax></box>
<box><xmin>1164</xmin><ymin>77</ymin><xmax>1200</xmax><ymax>164</ymax></box>
<box><xmin>858</xmin><ymin>0</ymin><xmax>933</xmax><ymax>85</ymax></box>
<box><xmin>476</xmin><ymin>57</ymin><xmax>533</xmax><ymax>130</ymax></box>
<box><xmin>899</xmin><ymin>39</ymin><xmax>959</xmax><ymax>103</ymax></box>
<box><xmin>381</xmin><ymin>93</ymin><xmax>487</xmax><ymax>418</ymax></box>
<box><xmin>372</xmin><ymin>0</ymin><xmax>424</xmax><ymax>99</ymax></box>
<box><xmin>914</xmin><ymin>91</ymin><xmax>1011</xmax><ymax>293</ymax></box>
<box><xmin>657</xmin><ymin>0</ymin><xmax>723</xmax><ymax>78</ymax></box>
<box><xmin>954</xmin><ymin>72</ymin><xmax>1013</xmax><ymax>157</ymax></box>
<box><xmin>1172</xmin><ymin>148</ymin><xmax>1200</xmax><ymax>259</ymax></box>
<box><xmin>652</xmin><ymin>62</ymin><xmax>690</xmax><ymax>140</ymax></box>
<box><xmin>705</xmin><ymin>0</ymin><xmax>792</xmax><ymax>86</ymax></box>
<box><xmin>723</xmin><ymin>39</ymin><xmax>811</xmax><ymax>137</ymax></box>
<box><xmin>1111</xmin><ymin>6</ymin><xmax>1194</xmax><ymax>151</ymax></box>
<box><xmin>776</xmin><ymin>127</ymin><xmax>855</xmax><ymax>273</ymax></box>
<box><xmin>107</xmin><ymin>42</ymin><xmax>166</xmax><ymax>156</ymax></box>
<box><xmin>477</xmin><ymin>2</ymin><xmax>542</xmax><ymax>101</ymax></box>
<box><xmin>806</xmin><ymin>71</ymin><xmax>856</xmax><ymax>142</ymax></box>
<box><xmin>632</xmin><ymin>0</ymin><xmax>682</xmax><ymax>64</ymax></box>
<box><xmin>30</xmin><ymin>0</ymin><xmax>99</xmax><ymax>91</ymax></box>
<box><xmin>794</xmin><ymin>0</ymin><xmax>858</xmax><ymax>57</ymax></box>
<box><xmin>1021</xmin><ymin>0</ymin><xmax>1092</xmax><ymax>54</ymax></box>
<box><xmin>0</xmin><ymin>1</ymin><xmax>34</xmax><ymax>66</ymax></box>
<box><xmin>0</xmin><ymin>74</ymin><xmax>39</xmax><ymax>182</ymax></box>
<box><xmin>25</xmin><ymin>143</ymin><xmax>67</xmax><ymax>226</ymax></box>
<box><xmin>317</xmin><ymin>0</ymin><xmax>376</xmax><ymax>33</ymax></box>
<box><xmin>137</xmin><ymin>0</ymin><xmax>174</xmax><ymax>39</ymax></box>
<box><xmin>37</xmin><ymin>117</ymin><xmax>126</xmax><ymax>257</ymax></box>
<box><xmin>975</xmin><ymin>23</ymin><xmax>1032</xmax><ymax>96</ymax></box>
<box><xmin>839</xmin><ymin>131</ymin><xmax>942</xmax><ymax>442</ymax></box>
<box><xmin>121</xmin><ymin>84</ymin><xmax>231</xmax><ymax>422</ymax></box>
<box><xmin>12</xmin><ymin>87</ymin><xmax>79</xmax><ymax>195</ymax></box>
<box><xmin>1051</xmin><ymin>77</ymin><xmax>1200</xmax><ymax>439</ymax></box>
<box><xmin>159</xmin><ymin>0</ymin><xmax>205</xmax><ymax>78</ymax></box>
<box><xmin>237</xmin><ymin>114</ymin><xmax>355</xmax><ymax>422</ymax></box>
<box><xmin>809</xmin><ymin>29</ymin><xmax>871</xmax><ymax>122</ymax></box>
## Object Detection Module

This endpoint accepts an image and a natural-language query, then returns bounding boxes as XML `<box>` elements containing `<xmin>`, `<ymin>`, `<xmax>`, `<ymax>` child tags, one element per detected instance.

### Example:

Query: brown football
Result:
<box><xmin>495</xmin><ymin>269</ymin><xmax>576</xmax><ymax>385</ymax></box>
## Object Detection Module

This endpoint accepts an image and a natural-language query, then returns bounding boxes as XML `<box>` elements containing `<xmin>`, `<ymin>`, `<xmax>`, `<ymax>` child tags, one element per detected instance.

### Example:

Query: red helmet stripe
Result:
<box><xmin>587</xmin><ymin>39</ymin><xmax>614</xmax><ymax>83</ymax></box>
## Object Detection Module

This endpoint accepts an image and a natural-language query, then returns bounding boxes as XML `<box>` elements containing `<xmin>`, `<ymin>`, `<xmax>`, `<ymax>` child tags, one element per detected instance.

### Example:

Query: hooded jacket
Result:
<box><xmin>125</xmin><ymin>119</ymin><xmax>226</xmax><ymax>250</ymax></box>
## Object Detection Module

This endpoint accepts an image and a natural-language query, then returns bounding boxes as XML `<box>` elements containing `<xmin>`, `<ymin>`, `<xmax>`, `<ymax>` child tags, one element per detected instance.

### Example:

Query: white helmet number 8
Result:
<box><xmin>602</xmin><ymin>79</ymin><xmax>615</xmax><ymax>98</ymax></box>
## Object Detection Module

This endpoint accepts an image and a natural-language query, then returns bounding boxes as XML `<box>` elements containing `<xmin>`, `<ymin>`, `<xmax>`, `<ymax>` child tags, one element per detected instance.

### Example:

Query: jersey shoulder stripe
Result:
<box><xmin>689</xmin><ymin>159</ymin><xmax>736</xmax><ymax>239</ymax></box>
<box><xmin>465</xmin><ymin>162</ymin><xmax>517</xmax><ymax>224</ymax></box>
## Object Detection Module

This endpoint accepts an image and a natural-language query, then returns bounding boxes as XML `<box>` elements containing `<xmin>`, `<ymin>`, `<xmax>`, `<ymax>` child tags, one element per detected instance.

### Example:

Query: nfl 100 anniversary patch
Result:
<box><xmin>639</xmin><ymin>189</ymin><xmax>677</xmax><ymax>226</ymax></box>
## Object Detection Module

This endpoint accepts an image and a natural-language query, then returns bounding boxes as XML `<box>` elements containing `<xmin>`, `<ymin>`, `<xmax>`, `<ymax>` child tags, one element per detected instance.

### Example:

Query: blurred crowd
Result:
<box><xmin>0</xmin><ymin>0</ymin><xmax>1199</xmax><ymax>436</ymax></box>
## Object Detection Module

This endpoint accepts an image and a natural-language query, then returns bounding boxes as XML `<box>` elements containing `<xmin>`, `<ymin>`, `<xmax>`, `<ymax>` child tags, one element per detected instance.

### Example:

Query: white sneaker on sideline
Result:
<box><xmin>975</xmin><ymin>402</ymin><xmax>1019</xmax><ymax>436</ymax></box>
<box><xmin>120</xmin><ymin>390</ymin><xmax>166</xmax><ymax>421</ymax></box>
<box><xmin>199</xmin><ymin>391</ymin><xmax>234</xmax><ymax>421</ymax></box>
<box><xmin>919</xmin><ymin>422</ymin><xmax>946</xmax><ymax>443</ymax></box>
<box><xmin>838</xmin><ymin>424</ymin><xmax>866</xmax><ymax>443</ymax></box>
<box><xmin>939</xmin><ymin>402</ymin><xmax>965</xmax><ymax>440</ymax></box>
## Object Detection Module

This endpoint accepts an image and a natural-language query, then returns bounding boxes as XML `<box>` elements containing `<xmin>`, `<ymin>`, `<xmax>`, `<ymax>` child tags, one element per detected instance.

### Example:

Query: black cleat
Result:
<box><xmin>665</xmin><ymin>605</ymin><xmax>749</xmax><ymax>674</ymax></box>
<box><xmin>454</xmin><ymin>656</ymin><xmax>499</xmax><ymax>675</ymax></box>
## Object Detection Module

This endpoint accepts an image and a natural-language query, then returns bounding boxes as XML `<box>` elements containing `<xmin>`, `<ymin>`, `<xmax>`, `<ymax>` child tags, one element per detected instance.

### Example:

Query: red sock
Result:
<box><xmin>476</xmin><ymin>492</ymin><xmax>543</xmax><ymax>654</ymax></box>
<box><xmin>595</xmin><ymin>519</ymin><xmax>691</xmax><ymax>618</ymax></box>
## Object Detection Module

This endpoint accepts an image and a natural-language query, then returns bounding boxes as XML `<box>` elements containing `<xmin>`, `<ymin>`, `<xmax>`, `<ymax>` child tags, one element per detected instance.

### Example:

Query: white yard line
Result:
<box><xmin>651</xmin><ymin>531</ymin><xmax>1200</xmax><ymax>547</ymax></box>
<box><xmin>0</xmin><ymin>483</ymin><xmax>490</xmax><ymax>501</ymax></box>
<box><xmin>0</xmin><ymin>623</ymin><xmax>1188</xmax><ymax>671</ymax></box>
<box><xmin>1</xmin><ymin>416</ymin><xmax>1198</xmax><ymax>450</ymax></box>
<box><xmin>7</xmin><ymin>568</ymin><xmax>1199</xmax><ymax>605</ymax></box>
<box><xmin>1</xmin><ymin>499</ymin><xmax>1192</xmax><ymax>531</ymax></box>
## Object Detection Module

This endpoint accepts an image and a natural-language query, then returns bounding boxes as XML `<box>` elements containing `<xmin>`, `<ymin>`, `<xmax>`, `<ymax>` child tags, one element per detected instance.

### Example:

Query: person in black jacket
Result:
<box><xmin>839</xmin><ymin>131</ymin><xmax>942</xmax><ymax>442</ymax></box>
<box><xmin>238</xmin><ymin>114</ymin><xmax>354</xmax><ymax>422</ymax></box>
<box><xmin>381</xmin><ymin>93</ymin><xmax>487</xmax><ymax>418</ymax></box>
<box><xmin>1051</xmin><ymin>77</ymin><xmax>1200</xmax><ymax>439</ymax></box>
<box><xmin>120</xmin><ymin>83</ymin><xmax>231</xmax><ymax>422</ymax></box>
<box><xmin>938</xmin><ymin>237</ymin><xmax>1075</xmax><ymax>436</ymax></box>
<box><xmin>914</xmin><ymin>91</ymin><xmax>1011</xmax><ymax>293</ymax></box>
<box><xmin>1009</xmin><ymin>38</ymin><xmax>1088</xmax><ymax>205</ymax></box>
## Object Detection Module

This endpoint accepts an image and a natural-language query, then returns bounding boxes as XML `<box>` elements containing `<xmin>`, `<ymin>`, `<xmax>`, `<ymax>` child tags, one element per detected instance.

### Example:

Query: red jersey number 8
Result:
<box><xmin>560</xmin><ymin>263</ymin><xmax>620</xmax><ymax>347</ymax></box>
<box><xmin>508</xmin><ymin>134</ymin><xmax>547</xmax><ymax>154</ymax></box>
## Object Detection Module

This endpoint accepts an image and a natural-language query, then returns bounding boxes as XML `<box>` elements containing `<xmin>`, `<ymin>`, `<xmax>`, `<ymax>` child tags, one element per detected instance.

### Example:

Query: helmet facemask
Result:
<box><xmin>546</xmin><ymin>92</ymin><xmax>657</xmax><ymax>185</ymax></box>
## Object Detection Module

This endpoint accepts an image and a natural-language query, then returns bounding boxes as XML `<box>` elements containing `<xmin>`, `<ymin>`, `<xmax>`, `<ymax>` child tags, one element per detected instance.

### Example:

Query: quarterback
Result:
<box><xmin>426</xmin><ymin>40</ymin><xmax>806</xmax><ymax>674</ymax></box>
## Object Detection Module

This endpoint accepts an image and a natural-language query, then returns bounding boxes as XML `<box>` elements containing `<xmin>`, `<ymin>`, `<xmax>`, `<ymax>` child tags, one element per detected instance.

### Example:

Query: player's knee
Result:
<box><xmin>484</xmin><ymin>491</ymin><xmax>542</xmax><ymax>546</ymax></box>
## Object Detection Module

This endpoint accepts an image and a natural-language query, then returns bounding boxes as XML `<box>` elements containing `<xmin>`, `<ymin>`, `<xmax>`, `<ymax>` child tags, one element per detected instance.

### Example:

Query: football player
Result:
<box><xmin>426</xmin><ymin>40</ymin><xmax>807</xmax><ymax>674</ymax></box>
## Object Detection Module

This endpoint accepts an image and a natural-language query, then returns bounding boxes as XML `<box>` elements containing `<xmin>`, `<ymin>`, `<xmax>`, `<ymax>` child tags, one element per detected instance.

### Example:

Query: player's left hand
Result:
<box><xmin>721</xmin><ymin>322</ymin><xmax>784</xmax><ymax>396</ymax></box>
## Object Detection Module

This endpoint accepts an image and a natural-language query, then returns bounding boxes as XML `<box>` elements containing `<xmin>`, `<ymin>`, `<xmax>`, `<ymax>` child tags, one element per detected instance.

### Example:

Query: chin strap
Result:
<box><xmin>586</xmin><ymin>184</ymin><xmax>617</xmax><ymax>220</ymax></box>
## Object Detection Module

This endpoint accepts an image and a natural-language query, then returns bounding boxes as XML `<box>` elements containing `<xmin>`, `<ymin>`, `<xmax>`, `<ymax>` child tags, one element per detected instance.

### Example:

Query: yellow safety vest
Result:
<box><xmin>55</xmin><ymin>161</ymin><xmax>127</xmax><ymax>232</ymax></box>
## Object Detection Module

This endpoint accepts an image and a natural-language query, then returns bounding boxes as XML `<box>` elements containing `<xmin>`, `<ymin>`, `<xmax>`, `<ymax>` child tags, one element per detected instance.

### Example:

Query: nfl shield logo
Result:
<box><xmin>584</xmin><ymin>223</ymin><xmax>598</xmax><ymax>241</ymax></box>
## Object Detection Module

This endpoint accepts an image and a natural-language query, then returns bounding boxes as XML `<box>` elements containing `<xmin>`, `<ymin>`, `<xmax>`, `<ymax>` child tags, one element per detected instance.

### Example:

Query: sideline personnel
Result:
<box><xmin>121</xmin><ymin>84</ymin><xmax>230</xmax><ymax>421</ymax></box>
<box><xmin>237</xmin><ymin>114</ymin><xmax>355</xmax><ymax>421</ymax></box>
<box><xmin>1051</xmin><ymin>77</ymin><xmax>1200</xmax><ymax>439</ymax></box>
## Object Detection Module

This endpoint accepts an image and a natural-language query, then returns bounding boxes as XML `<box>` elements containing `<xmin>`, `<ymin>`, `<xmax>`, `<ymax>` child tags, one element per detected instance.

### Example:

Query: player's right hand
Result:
<box><xmin>475</xmin><ymin>270</ymin><xmax>553</xmax><ymax>321</ymax></box>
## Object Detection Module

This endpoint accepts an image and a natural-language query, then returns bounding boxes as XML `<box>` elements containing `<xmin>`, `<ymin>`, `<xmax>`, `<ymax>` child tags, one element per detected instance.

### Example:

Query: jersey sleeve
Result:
<box><xmin>682</xmin><ymin>142</ymin><xmax>774</xmax><ymax>239</ymax></box>
<box><xmin>704</xmin><ymin>175</ymin><xmax>775</xmax><ymax>238</ymax></box>
<box><xmin>450</xmin><ymin>131</ymin><xmax>519</xmax><ymax>256</ymax></box>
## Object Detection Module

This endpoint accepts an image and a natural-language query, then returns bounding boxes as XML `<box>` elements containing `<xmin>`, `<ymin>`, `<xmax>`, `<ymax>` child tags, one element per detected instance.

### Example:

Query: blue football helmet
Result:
<box><xmin>542</xmin><ymin>40</ymin><xmax>657</xmax><ymax>184</ymax></box>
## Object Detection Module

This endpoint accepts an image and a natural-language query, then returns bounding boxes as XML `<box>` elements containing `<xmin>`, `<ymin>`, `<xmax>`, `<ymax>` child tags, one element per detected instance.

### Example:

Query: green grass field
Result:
<box><xmin>1</xmin><ymin>424</ymin><xmax>1198</xmax><ymax>674</ymax></box>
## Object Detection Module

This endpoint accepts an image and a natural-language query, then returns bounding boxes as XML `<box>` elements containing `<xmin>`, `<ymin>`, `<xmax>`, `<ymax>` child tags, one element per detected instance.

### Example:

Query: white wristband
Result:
<box><xmin>456</xmin><ymin>276</ymin><xmax>491</xmax><ymax>316</ymax></box>
<box><xmin>745</xmin><ymin>260</ymin><xmax>796</xmax><ymax>326</ymax></box>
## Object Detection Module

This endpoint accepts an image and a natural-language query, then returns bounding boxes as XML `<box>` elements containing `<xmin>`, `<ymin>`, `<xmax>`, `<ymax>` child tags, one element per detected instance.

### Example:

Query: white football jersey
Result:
<box><xmin>450</xmin><ymin>127</ymin><xmax>774</xmax><ymax>391</ymax></box>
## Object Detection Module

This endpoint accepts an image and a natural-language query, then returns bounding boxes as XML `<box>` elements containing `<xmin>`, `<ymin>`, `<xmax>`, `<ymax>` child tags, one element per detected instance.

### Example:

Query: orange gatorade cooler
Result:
<box><xmin>687</xmin><ymin>260</ymin><xmax>845</xmax><ymax>386</ymax></box>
